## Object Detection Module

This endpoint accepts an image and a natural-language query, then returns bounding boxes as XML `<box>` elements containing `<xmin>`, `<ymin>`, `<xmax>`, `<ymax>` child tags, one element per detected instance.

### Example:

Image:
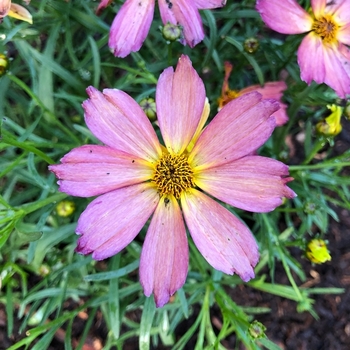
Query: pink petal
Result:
<box><xmin>338</xmin><ymin>23</ymin><xmax>350</xmax><ymax>46</ymax></box>
<box><xmin>311</xmin><ymin>0</ymin><xmax>326</xmax><ymax>17</ymax></box>
<box><xmin>158</xmin><ymin>0</ymin><xmax>205</xmax><ymax>47</ymax></box>
<box><xmin>181</xmin><ymin>189</ymin><xmax>259</xmax><ymax>281</ymax></box>
<box><xmin>195</xmin><ymin>156</ymin><xmax>296</xmax><ymax>213</ymax></box>
<box><xmin>323</xmin><ymin>44</ymin><xmax>350</xmax><ymax>98</ymax></box>
<box><xmin>256</xmin><ymin>0</ymin><xmax>312</xmax><ymax>34</ymax></box>
<box><xmin>327</xmin><ymin>0</ymin><xmax>350</xmax><ymax>24</ymax></box>
<box><xmin>156</xmin><ymin>55</ymin><xmax>206</xmax><ymax>154</ymax></box>
<box><xmin>188</xmin><ymin>92</ymin><xmax>279</xmax><ymax>170</ymax></box>
<box><xmin>108</xmin><ymin>0</ymin><xmax>155</xmax><ymax>57</ymax></box>
<box><xmin>140</xmin><ymin>196</ymin><xmax>188</xmax><ymax>308</ymax></box>
<box><xmin>83</xmin><ymin>87</ymin><xmax>162</xmax><ymax>162</ymax></box>
<box><xmin>240</xmin><ymin>81</ymin><xmax>289</xmax><ymax>126</ymax></box>
<box><xmin>298</xmin><ymin>34</ymin><xmax>326</xmax><ymax>84</ymax></box>
<box><xmin>75</xmin><ymin>183</ymin><xmax>159</xmax><ymax>260</ymax></box>
<box><xmin>49</xmin><ymin>145</ymin><xmax>153</xmax><ymax>197</ymax></box>
<box><xmin>96</xmin><ymin>0</ymin><xmax>112</xmax><ymax>15</ymax></box>
<box><xmin>0</xmin><ymin>0</ymin><xmax>11</xmax><ymax>17</ymax></box>
<box><xmin>194</xmin><ymin>0</ymin><xmax>227</xmax><ymax>9</ymax></box>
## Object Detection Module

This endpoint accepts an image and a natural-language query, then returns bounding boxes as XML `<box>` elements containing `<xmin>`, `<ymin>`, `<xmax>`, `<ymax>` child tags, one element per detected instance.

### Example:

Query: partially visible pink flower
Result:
<box><xmin>101</xmin><ymin>0</ymin><xmax>227</xmax><ymax>57</ymax></box>
<box><xmin>0</xmin><ymin>0</ymin><xmax>32</xmax><ymax>23</ymax></box>
<box><xmin>256</xmin><ymin>0</ymin><xmax>350</xmax><ymax>98</ymax></box>
<box><xmin>49</xmin><ymin>55</ymin><xmax>296</xmax><ymax>307</ymax></box>
<box><xmin>218</xmin><ymin>62</ymin><xmax>288</xmax><ymax>126</ymax></box>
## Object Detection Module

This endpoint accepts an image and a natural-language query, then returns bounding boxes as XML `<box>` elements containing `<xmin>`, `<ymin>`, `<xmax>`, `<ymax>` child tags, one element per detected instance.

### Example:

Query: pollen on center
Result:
<box><xmin>152</xmin><ymin>153</ymin><xmax>195</xmax><ymax>199</ymax></box>
<box><xmin>312</xmin><ymin>15</ymin><xmax>338</xmax><ymax>43</ymax></box>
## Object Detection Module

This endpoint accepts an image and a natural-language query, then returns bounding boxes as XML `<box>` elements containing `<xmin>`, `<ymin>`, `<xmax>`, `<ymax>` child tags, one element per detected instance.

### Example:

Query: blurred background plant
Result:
<box><xmin>0</xmin><ymin>0</ymin><xmax>349</xmax><ymax>349</ymax></box>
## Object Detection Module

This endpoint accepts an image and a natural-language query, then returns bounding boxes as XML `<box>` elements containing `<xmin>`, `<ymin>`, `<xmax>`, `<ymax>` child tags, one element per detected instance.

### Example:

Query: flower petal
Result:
<box><xmin>240</xmin><ymin>81</ymin><xmax>289</xmax><ymax>126</ymax></box>
<box><xmin>83</xmin><ymin>87</ymin><xmax>162</xmax><ymax>162</ymax></box>
<box><xmin>338</xmin><ymin>22</ymin><xmax>350</xmax><ymax>47</ymax></box>
<box><xmin>298</xmin><ymin>34</ymin><xmax>326</xmax><ymax>84</ymax></box>
<box><xmin>189</xmin><ymin>92</ymin><xmax>279</xmax><ymax>170</ymax></box>
<box><xmin>323</xmin><ymin>44</ymin><xmax>350</xmax><ymax>98</ymax></box>
<box><xmin>49</xmin><ymin>145</ymin><xmax>153</xmax><ymax>197</ymax></box>
<box><xmin>156</xmin><ymin>55</ymin><xmax>206</xmax><ymax>155</ymax></box>
<box><xmin>158</xmin><ymin>0</ymin><xmax>204</xmax><ymax>47</ymax></box>
<box><xmin>108</xmin><ymin>0</ymin><xmax>155</xmax><ymax>57</ymax></box>
<box><xmin>256</xmin><ymin>0</ymin><xmax>312</xmax><ymax>34</ymax></box>
<box><xmin>181</xmin><ymin>189</ymin><xmax>258</xmax><ymax>281</ymax></box>
<box><xmin>0</xmin><ymin>0</ymin><xmax>11</xmax><ymax>17</ymax></box>
<box><xmin>196</xmin><ymin>156</ymin><xmax>296</xmax><ymax>213</ymax></box>
<box><xmin>140</xmin><ymin>195</ymin><xmax>188</xmax><ymax>308</ymax></box>
<box><xmin>8</xmin><ymin>3</ymin><xmax>32</xmax><ymax>23</ymax></box>
<box><xmin>311</xmin><ymin>0</ymin><xmax>326</xmax><ymax>17</ymax></box>
<box><xmin>75</xmin><ymin>183</ymin><xmax>159</xmax><ymax>260</ymax></box>
<box><xmin>327</xmin><ymin>0</ymin><xmax>350</xmax><ymax>24</ymax></box>
<box><xmin>194</xmin><ymin>0</ymin><xmax>227</xmax><ymax>9</ymax></box>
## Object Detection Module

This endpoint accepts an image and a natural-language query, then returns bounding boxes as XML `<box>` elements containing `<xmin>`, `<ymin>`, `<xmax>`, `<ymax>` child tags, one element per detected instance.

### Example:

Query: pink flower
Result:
<box><xmin>0</xmin><ymin>0</ymin><xmax>32</xmax><ymax>23</ymax></box>
<box><xmin>103</xmin><ymin>0</ymin><xmax>227</xmax><ymax>57</ymax></box>
<box><xmin>218</xmin><ymin>62</ymin><xmax>289</xmax><ymax>126</ymax></box>
<box><xmin>256</xmin><ymin>0</ymin><xmax>350</xmax><ymax>98</ymax></box>
<box><xmin>49</xmin><ymin>55</ymin><xmax>296</xmax><ymax>307</ymax></box>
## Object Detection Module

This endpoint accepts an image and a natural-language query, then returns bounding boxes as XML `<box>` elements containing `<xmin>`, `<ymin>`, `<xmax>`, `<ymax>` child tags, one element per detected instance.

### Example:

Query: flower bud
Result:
<box><xmin>248</xmin><ymin>320</ymin><xmax>266</xmax><ymax>340</ymax></box>
<box><xmin>56</xmin><ymin>200</ymin><xmax>75</xmax><ymax>217</ymax></box>
<box><xmin>306</xmin><ymin>239</ymin><xmax>331</xmax><ymax>264</ymax></box>
<box><xmin>244</xmin><ymin>37</ymin><xmax>259</xmax><ymax>54</ymax></box>
<box><xmin>140</xmin><ymin>97</ymin><xmax>156</xmax><ymax>121</ymax></box>
<box><xmin>0</xmin><ymin>53</ymin><xmax>9</xmax><ymax>77</ymax></box>
<box><xmin>162</xmin><ymin>22</ymin><xmax>182</xmax><ymax>42</ymax></box>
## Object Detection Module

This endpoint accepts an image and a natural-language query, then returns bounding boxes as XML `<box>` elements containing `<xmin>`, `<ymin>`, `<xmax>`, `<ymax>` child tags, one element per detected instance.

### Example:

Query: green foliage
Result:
<box><xmin>0</xmin><ymin>0</ymin><xmax>348</xmax><ymax>349</ymax></box>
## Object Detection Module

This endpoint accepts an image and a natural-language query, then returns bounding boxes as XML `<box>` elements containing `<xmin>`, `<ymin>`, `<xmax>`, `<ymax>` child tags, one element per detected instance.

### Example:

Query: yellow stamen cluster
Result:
<box><xmin>153</xmin><ymin>153</ymin><xmax>195</xmax><ymax>199</ymax></box>
<box><xmin>312</xmin><ymin>15</ymin><xmax>338</xmax><ymax>43</ymax></box>
<box><xmin>217</xmin><ymin>89</ymin><xmax>240</xmax><ymax>110</ymax></box>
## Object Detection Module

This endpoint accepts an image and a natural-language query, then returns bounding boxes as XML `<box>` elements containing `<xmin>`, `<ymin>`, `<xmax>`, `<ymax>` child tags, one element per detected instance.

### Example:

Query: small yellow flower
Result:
<box><xmin>316</xmin><ymin>104</ymin><xmax>343</xmax><ymax>136</ymax></box>
<box><xmin>0</xmin><ymin>53</ymin><xmax>9</xmax><ymax>77</ymax></box>
<box><xmin>56</xmin><ymin>200</ymin><xmax>75</xmax><ymax>217</ymax></box>
<box><xmin>306</xmin><ymin>239</ymin><xmax>331</xmax><ymax>264</ymax></box>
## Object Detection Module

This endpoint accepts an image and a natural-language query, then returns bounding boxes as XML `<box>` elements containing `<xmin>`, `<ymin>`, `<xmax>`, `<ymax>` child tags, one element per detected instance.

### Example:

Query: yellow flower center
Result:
<box><xmin>153</xmin><ymin>153</ymin><xmax>195</xmax><ymax>199</ymax></box>
<box><xmin>217</xmin><ymin>89</ymin><xmax>240</xmax><ymax>110</ymax></box>
<box><xmin>312</xmin><ymin>15</ymin><xmax>338</xmax><ymax>43</ymax></box>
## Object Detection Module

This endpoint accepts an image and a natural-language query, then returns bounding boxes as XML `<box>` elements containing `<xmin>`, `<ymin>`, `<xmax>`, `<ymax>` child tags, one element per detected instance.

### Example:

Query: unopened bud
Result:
<box><xmin>56</xmin><ymin>200</ymin><xmax>75</xmax><ymax>217</ymax></box>
<box><xmin>244</xmin><ymin>37</ymin><xmax>259</xmax><ymax>54</ymax></box>
<box><xmin>248</xmin><ymin>320</ymin><xmax>266</xmax><ymax>340</ymax></box>
<box><xmin>140</xmin><ymin>97</ymin><xmax>156</xmax><ymax>121</ymax></box>
<box><xmin>306</xmin><ymin>239</ymin><xmax>331</xmax><ymax>264</ymax></box>
<box><xmin>162</xmin><ymin>22</ymin><xmax>182</xmax><ymax>42</ymax></box>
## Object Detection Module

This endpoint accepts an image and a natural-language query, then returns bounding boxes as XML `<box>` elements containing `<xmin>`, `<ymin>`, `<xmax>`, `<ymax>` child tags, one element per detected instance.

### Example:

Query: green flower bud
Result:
<box><xmin>140</xmin><ymin>97</ymin><xmax>156</xmax><ymax>121</ymax></box>
<box><xmin>244</xmin><ymin>37</ymin><xmax>259</xmax><ymax>54</ymax></box>
<box><xmin>248</xmin><ymin>320</ymin><xmax>266</xmax><ymax>340</ymax></box>
<box><xmin>162</xmin><ymin>22</ymin><xmax>182</xmax><ymax>42</ymax></box>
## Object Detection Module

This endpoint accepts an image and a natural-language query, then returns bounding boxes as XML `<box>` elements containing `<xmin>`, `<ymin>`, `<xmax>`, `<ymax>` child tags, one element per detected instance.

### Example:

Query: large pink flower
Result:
<box><xmin>256</xmin><ymin>0</ymin><xmax>350</xmax><ymax>98</ymax></box>
<box><xmin>102</xmin><ymin>0</ymin><xmax>226</xmax><ymax>57</ymax></box>
<box><xmin>49</xmin><ymin>55</ymin><xmax>296</xmax><ymax>307</ymax></box>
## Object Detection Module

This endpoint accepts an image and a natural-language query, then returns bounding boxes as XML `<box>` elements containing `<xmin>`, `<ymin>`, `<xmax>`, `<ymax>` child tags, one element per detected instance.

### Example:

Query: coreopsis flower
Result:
<box><xmin>218</xmin><ymin>62</ymin><xmax>289</xmax><ymax>126</ymax></box>
<box><xmin>306</xmin><ymin>238</ymin><xmax>331</xmax><ymax>264</ymax></box>
<box><xmin>316</xmin><ymin>104</ymin><xmax>343</xmax><ymax>136</ymax></box>
<box><xmin>0</xmin><ymin>0</ymin><xmax>32</xmax><ymax>23</ymax></box>
<box><xmin>49</xmin><ymin>55</ymin><xmax>296</xmax><ymax>307</ymax></box>
<box><xmin>98</xmin><ymin>0</ymin><xmax>227</xmax><ymax>57</ymax></box>
<box><xmin>256</xmin><ymin>0</ymin><xmax>350</xmax><ymax>98</ymax></box>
